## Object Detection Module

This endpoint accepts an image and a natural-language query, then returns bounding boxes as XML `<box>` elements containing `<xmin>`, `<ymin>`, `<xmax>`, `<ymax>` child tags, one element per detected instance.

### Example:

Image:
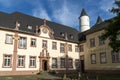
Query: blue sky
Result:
<box><xmin>0</xmin><ymin>0</ymin><xmax>116</xmax><ymax>30</ymax></box>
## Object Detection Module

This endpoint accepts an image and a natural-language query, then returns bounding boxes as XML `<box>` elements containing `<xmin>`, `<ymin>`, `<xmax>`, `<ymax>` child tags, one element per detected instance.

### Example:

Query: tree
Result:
<box><xmin>101</xmin><ymin>0</ymin><xmax>120</xmax><ymax>52</ymax></box>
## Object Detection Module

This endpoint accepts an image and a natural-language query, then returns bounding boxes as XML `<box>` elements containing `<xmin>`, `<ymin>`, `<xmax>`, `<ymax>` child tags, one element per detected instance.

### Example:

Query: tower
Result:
<box><xmin>79</xmin><ymin>9</ymin><xmax>90</xmax><ymax>32</ymax></box>
<box><xmin>95</xmin><ymin>16</ymin><xmax>102</xmax><ymax>24</ymax></box>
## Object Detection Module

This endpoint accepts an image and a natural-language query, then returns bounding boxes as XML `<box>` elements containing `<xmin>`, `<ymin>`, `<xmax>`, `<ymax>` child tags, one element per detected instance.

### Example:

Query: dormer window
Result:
<box><xmin>27</xmin><ymin>25</ymin><xmax>32</xmax><ymax>30</ymax></box>
<box><xmin>15</xmin><ymin>21</ymin><xmax>20</xmax><ymax>30</ymax></box>
<box><xmin>60</xmin><ymin>32</ymin><xmax>65</xmax><ymax>37</ymax></box>
<box><xmin>18</xmin><ymin>23</ymin><xmax>20</xmax><ymax>27</ymax></box>
<box><xmin>70</xmin><ymin>34</ymin><xmax>74</xmax><ymax>39</ymax></box>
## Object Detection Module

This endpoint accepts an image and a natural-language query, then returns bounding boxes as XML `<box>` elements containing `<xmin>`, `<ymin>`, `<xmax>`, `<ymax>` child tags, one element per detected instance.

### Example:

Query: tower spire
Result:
<box><xmin>96</xmin><ymin>16</ymin><xmax>102</xmax><ymax>24</ymax></box>
<box><xmin>79</xmin><ymin>8</ymin><xmax>88</xmax><ymax>18</ymax></box>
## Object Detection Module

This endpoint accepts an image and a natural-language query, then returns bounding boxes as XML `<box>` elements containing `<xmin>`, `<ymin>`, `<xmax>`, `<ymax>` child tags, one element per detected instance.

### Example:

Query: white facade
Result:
<box><xmin>0</xmin><ymin>24</ymin><xmax>79</xmax><ymax>76</ymax></box>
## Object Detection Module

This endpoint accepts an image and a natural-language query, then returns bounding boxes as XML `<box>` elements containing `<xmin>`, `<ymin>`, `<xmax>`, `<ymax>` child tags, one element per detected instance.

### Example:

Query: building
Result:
<box><xmin>79</xmin><ymin>9</ymin><xmax>120</xmax><ymax>74</ymax></box>
<box><xmin>0</xmin><ymin>11</ymin><xmax>79</xmax><ymax>76</ymax></box>
<box><xmin>0</xmin><ymin>9</ymin><xmax>119</xmax><ymax>76</ymax></box>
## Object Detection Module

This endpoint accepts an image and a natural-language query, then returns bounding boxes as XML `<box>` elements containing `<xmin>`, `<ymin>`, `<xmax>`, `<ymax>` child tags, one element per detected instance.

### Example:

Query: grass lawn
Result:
<box><xmin>0</xmin><ymin>73</ymin><xmax>120</xmax><ymax>80</ymax></box>
<box><xmin>0</xmin><ymin>75</ymin><xmax>41</xmax><ymax>80</ymax></box>
<box><xmin>80</xmin><ymin>73</ymin><xmax>120</xmax><ymax>80</ymax></box>
<box><xmin>0</xmin><ymin>72</ymin><xmax>62</xmax><ymax>80</ymax></box>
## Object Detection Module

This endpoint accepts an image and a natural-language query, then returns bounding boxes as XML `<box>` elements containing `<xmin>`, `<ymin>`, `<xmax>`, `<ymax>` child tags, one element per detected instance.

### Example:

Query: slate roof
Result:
<box><xmin>0</xmin><ymin>11</ymin><xmax>79</xmax><ymax>43</ymax></box>
<box><xmin>95</xmin><ymin>16</ymin><xmax>103</xmax><ymax>25</ymax></box>
<box><xmin>78</xmin><ymin>18</ymin><xmax>111</xmax><ymax>42</ymax></box>
<box><xmin>79</xmin><ymin>9</ymin><xmax>88</xmax><ymax>19</ymax></box>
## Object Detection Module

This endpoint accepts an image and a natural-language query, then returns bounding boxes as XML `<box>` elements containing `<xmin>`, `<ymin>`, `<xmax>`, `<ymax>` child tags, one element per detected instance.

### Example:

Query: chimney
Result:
<box><xmin>15</xmin><ymin>21</ymin><xmax>20</xmax><ymax>30</ymax></box>
<box><xmin>36</xmin><ymin>25</ymin><xmax>38</xmax><ymax>33</ymax></box>
<box><xmin>44</xmin><ymin>18</ymin><xmax>46</xmax><ymax>26</ymax></box>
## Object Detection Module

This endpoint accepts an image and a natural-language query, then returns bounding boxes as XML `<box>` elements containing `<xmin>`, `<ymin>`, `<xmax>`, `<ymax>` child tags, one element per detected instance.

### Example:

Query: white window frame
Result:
<box><xmin>60</xmin><ymin>43</ymin><xmax>65</xmax><ymax>53</ymax></box>
<box><xmin>29</xmin><ymin>56</ymin><xmax>36</xmax><ymax>68</ymax></box>
<box><xmin>100</xmin><ymin>52</ymin><xmax>107</xmax><ymax>63</ymax></box>
<box><xmin>31</xmin><ymin>38</ymin><xmax>36</xmax><ymax>47</ymax></box>
<box><xmin>52</xmin><ymin>58</ymin><xmax>57</xmax><ymax>68</ymax></box>
<box><xmin>18</xmin><ymin>56</ymin><xmax>25</xmax><ymax>68</ymax></box>
<box><xmin>5</xmin><ymin>34</ymin><xmax>13</xmax><ymax>44</ymax></box>
<box><xmin>42</xmin><ymin>40</ymin><xmax>47</xmax><ymax>48</ymax></box>
<box><xmin>91</xmin><ymin>54</ymin><xmax>96</xmax><ymax>64</ymax></box>
<box><xmin>52</xmin><ymin>42</ymin><xmax>57</xmax><ymax>50</ymax></box>
<box><xmin>3</xmin><ymin>55</ymin><xmax>11</xmax><ymax>68</ymax></box>
<box><xmin>19</xmin><ymin>37</ymin><xmax>27</xmax><ymax>49</ymax></box>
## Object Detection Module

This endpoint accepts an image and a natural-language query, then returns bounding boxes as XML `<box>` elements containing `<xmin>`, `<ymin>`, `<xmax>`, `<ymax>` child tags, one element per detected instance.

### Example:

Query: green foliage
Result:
<box><xmin>49</xmin><ymin>70</ymin><xmax>57</xmax><ymax>74</ymax></box>
<box><xmin>101</xmin><ymin>0</ymin><xmax>120</xmax><ymax>52</ymax></box>
<box><xmin>37</xmin><ymin>70</ymin><xmax>44</xmax><ymax>75</ymax></box>
<box><xmin>110</xmin><ymin>0</ymin><xmax>120</xmax><ymax>15</ymax></box>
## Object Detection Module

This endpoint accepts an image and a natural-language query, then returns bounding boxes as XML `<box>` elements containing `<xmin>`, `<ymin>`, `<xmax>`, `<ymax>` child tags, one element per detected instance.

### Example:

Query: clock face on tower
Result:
<box><xmin>42</xmin><ymin>28</ymin><xmax>47</xmax><ymax>34</ymax></box>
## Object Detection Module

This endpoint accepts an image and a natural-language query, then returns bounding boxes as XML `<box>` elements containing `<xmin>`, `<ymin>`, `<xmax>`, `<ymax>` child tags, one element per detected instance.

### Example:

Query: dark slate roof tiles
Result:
<box><xmin>79</xmin><ymin>8</ymin><xmax>88</xmax><ymax>18</ymax></box>
<box><xmin>95</xmin><ymin>16</ymin><xmax>103</xmax><ymax>24</ymax></box>
<box><xmin>0</xmin><ymin>11</ymin><xmax>79</xmax><ymax>42</ymax></box>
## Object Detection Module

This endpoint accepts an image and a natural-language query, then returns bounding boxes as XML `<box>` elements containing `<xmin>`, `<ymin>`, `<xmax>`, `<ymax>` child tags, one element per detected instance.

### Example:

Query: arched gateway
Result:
<box><xmin>39</xmin><ymin>49</ymin><xmax>50</xmax><ymax>71</ymax></box>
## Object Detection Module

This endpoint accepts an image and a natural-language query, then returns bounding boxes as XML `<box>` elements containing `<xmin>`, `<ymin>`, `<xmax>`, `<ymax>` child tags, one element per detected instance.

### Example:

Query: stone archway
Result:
<box><xmin>39</xmin><ymin>49</ymin><xmax>50</xmax><ymax>71</ymax></box>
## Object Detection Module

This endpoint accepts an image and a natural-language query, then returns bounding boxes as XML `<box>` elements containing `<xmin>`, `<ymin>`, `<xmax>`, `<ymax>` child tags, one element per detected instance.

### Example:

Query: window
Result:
<box><xmin>5</xmin><ymin>34</ymin><xmax>13</xmax><ymax>44</ymax></box>
<box><xmin>75</xmin><ymin>59</ymin><xmax>79</xmax><ymax>68</ymax></box>
<box><xmin>75</xmin><ymin>45</ymin><xmax>79</xmax><ymax>52</ymax></box>
<box><xmin>70</xmin><ymin>34</ymin><xmax>74</xmax><ymax>39</ymax></box>
<box><xmin>27</xmin><ymin>25</ymin><xmax>32</xmax><ymax>30</ymax></box>
<box><xmin>60</xmin><ymin>43</ymin><xmax>65</xmax><ymax>53</ymax></box>
<box><xmin>3</xmin><ymin>55</ymin><xmax>12</xmax><ymax>68</ymax></box>
<box><xmin>60</xmin><ymin>32</ymin><xmax>65</xmax><ymax>37</ymax></box>
<box><xmin>31</xmin><ymin>38</ymin><xmax>36</xmax><ymax>47</ymax></box>
<box><xmin>18</xmin><ymin>56</ymin><xmax>25</xmax><ymax>68</ymax></box>
<box><xmin>29</xmin><ymin>56</ymin><xmax>36</xmax><ymax>68</ymax></box>
<box><xmin>99</xmin><ymin>37</ymin><xmax>105</xmax><ymax>45</ymax></box>
<box><xmin>43</xmin><ymin>49</ymin><xmax>47</xmax><ymax>57</ymax></box>
<box><xmin>90</xmin><ymin>38</ymin><xmax>95</xmax><ymax>47</ymax></box>
<box><xmin>100</xmin><ymin>52</ymin><xmax>107</xmax><ymax>63</ymax></box>
<box><xmin>52</xmin><ymin>58</ymin><xmax>57</xmax><ymax>68</ymax></box>
<box><xmin>52</xmin><ymin>42</ymin><xmax>57</xmax><ymax>50</ymax></box>
<box><xmin>60</xmin><ymin>58</ymin><xmax>65</xmax><ymax>68</ymax></box>
<box><xmin>42</xmin><ymin>40</ymin><xmax>47</xmax><ymax>48</ymax></box>
<box><xmin>19</xmin><ymin>37</ymin><xmax>27</xmax><ymax>49</ymax></box>
<box><xmin>111</xmin><ymin>51</ymin><xmax>119</xmax><ymax>63</ymax></box>
<box><xmin>80</xmin><ymin>55</ymin><xmax>84</xmax><ymax>60</ymax></box>
<box><xmin>79</xmin><ymin>45</ymin><xmax>84</xmax><ymax>52</ymax></box>
<box><xmin>68</xmin><ymin>44</ymin><xmax>72</xmax><ymax>52</ymax></box>
<box><xmin>68</xmin><ymin>59</ymin><xmax>73</xmax><ymax>68</ymax></box>
<box><xmin>91</xmin><ymin>54</ymin><xmax>96</xmax><ymax>64</ymax></box>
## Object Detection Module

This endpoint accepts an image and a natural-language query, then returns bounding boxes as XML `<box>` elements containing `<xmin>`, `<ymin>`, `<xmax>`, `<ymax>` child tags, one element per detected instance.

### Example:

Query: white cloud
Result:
<box><xmin>52</xmin><ymin>1</ymin><xmax>79</xmax><ymax>28</ymax></box>
<box><xmin>33</xmin><ymin>7</ymin><xmax>51</xmax><ymax>21</ymax></box>
<box><xmin>32</xmin><ymin>0</ymin><xmax>80</xmax><ymax>30</ymax></box>
<box><xmin>32</xmin><ymin>1</ymin><xmax>51</xmax><ymax>21</ymax></box>
<box><xmin>100</xmin><ymin>0</ymin><xmax>114</xmax><ymax>12</ymax></box>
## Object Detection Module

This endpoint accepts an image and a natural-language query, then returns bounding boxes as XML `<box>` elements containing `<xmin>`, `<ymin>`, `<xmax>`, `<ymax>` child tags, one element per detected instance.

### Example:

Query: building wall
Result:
<box><xmin>79</xmin><ymin>42</ymin><xmax>89</xmax><ymax>70</ymax></box>
<box><xmin>0</xmin><ymin>28</ymin><xmax>79</xmax><ymax>76</ymax></box>
<box><xmin>80</xmin><ymin>29</ymin><xmax>120</xmax><ymax>73</ymax></box>
<box><xmin>0</xmin><ymin>30</ymin><xmax>14</xmax><ymax>71</ymax></box>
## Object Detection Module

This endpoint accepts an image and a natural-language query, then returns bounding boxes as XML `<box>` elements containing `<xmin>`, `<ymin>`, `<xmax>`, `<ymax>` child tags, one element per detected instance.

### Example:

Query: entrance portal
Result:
<box><xmin>80</xmin><ymin>60</ymin><xmax>85</xmax><ymax>73</ymax></box>
<box><xmin>42</xmin><ymin>60</ymin><xmax>48</xmax><ymax>71</ymax></box>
